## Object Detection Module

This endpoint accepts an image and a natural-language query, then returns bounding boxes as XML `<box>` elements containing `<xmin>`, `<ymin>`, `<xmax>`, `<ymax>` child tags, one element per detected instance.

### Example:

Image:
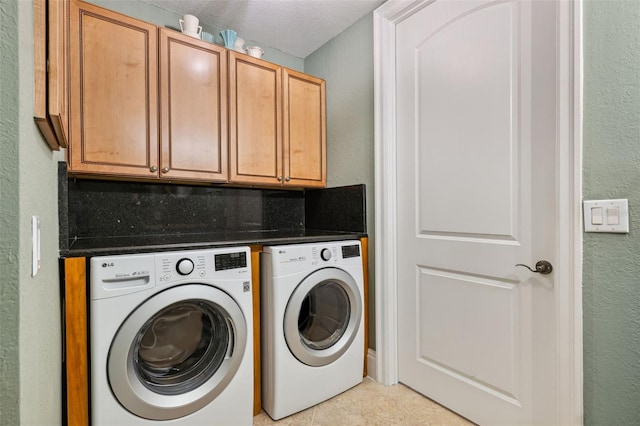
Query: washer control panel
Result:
<box><xmin>156</xmin><ymin>248</ymin><xmax>250</xmax><ymax>283</ymax></box>
<box><xmin>90</xmin><ymin>247</ymin><xmax>252</xmax><ymax>300</ymax></box>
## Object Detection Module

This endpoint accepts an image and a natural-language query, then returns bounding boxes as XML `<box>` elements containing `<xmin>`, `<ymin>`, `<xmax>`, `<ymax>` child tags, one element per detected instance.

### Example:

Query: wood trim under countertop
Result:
<box><xmin>250</xmin><ymin>245</ymin><xmax>262</xmax><ymax>416</ymax></box>
<box><xmin>63</xmin><ymin>257</ymin><xmax>89</xmax><ymax>426</ymax></box>
<box><xmin>360</xmin><ymin>237</ymin><xmax>369</xmax><ymax>378</ymax></box>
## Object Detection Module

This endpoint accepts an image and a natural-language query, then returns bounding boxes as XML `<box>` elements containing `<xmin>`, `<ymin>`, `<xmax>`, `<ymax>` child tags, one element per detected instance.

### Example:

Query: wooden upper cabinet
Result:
<box><xmin>62</xmin><ymin>1</ymin><xmax>325</xmax><ymax>187</ymax></box>
<box><xmin>229</xmin><ymin>51</ymin><xmax>282</xmax><ymax>186</ymax></box>
<box><xmin>68</xmin><ymin>0</ymin><xmax>159</xmax><ymax>178</ymax></box>
<box><xmin>49</xmin><ymin>0</ymin><xmax>70</xmax><ymax>148</ymax></box>
<box><xmin>159</xmin><ymin>29</ymin><xmax>228</xmax><ymax>182</ymax></box>
<box><xmin>34</xmin><ymin>0</ymin><xmax>69</xmax><ymax>150</ymax></box>
<box><xmin>229</xmin><ymin>53</ymin><xmax>326</xmax><ymax>188</ymax></box>
<box><xmin>283</xmin><ymin>68</ymin><xmax>326</xmax><ymax>188</ymax></box>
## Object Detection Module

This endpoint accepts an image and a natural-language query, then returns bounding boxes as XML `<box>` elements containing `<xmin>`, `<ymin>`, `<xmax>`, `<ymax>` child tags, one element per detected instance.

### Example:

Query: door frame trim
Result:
<box><xmin>373</xmin><ymin>1</ymin><xmax>583</xmax><ymax>424</ymax></box>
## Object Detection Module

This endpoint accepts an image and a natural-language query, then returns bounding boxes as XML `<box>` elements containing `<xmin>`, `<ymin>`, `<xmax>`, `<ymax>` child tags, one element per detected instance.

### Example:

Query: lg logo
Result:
<box><xmin>102</xmin><ymin>262</ymin><xmax>114</xmax><ymax>268</ymax></box>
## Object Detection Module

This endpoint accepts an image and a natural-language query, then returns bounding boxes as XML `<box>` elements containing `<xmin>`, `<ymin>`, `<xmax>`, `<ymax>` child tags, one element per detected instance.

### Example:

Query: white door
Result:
<box><xmin>396</xmin><ymin>1</ymin><xmax>559</xmax><ymax>424</ymax></box>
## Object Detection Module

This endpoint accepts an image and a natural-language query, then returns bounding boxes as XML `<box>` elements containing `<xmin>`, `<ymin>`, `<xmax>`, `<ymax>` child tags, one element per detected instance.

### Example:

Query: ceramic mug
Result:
<box><xmin>179</xmin><ymin>14</ymin><xmax>202</xmax><ymax>37</ymax></box>
<box><xmin>234</xmin><ymin>37</ymin><xmax>246</xmax><ymax>53</ymax></box>
<box><xmin>246</xmin><ymin>46</ymin><xmax>264</xmax><ymax>58</ymax></box>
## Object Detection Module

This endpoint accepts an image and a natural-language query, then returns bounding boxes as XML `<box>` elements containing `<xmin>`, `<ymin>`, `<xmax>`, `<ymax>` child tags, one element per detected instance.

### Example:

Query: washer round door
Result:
<box><xmin>108</xmin><ymin>284</ymin><xmax>247</xmax><ymax>421</ymax></box>
<box><xmin>284</xmin><ymin>267</ymin><xmax>362</xmax><ymax>367</ymax></box>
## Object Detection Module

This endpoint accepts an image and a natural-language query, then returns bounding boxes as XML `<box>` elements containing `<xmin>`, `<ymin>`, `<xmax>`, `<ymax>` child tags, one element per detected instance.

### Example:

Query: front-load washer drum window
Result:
<box><xmin>284</xmin><ymin>267</ymin><xmax>362</xmax><ymax>367</ymax></box>
<box><xmin>108</xmin><ymin>284</ymin><xmax>247</xmax><ymax>421</ymax></box>
<box><xmin>298</xmin><ymin>281</ymin><xmax>350</xmax><ymax>350</ymax></box>
<box><xmin>135</xmin><ymin>301</ymin><xmax>229</xmax><ymax>395</ymax></box>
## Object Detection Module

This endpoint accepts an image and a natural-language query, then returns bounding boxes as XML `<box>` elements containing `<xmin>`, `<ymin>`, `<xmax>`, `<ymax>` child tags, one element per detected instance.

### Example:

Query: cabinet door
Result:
<box><xmin>159</xmin><ymin>29</ymin><xmax>228</xmax><ymax>182</ymax></box>
<box><xmin>282</xmin><ymin>68</ymin><xmax>326</xmax><ymax>188</ymax></box>
<box><xmin>229</xmin><ymin>52</ymin><xmax>282</xmax><ymax>186</ymax></box>
<box><xmin>34</xmin><ymin>0</ymin><xmax>69</xmax><ymax>150</ymax></box>
<box><xmin>68</xmin><ymin>0</ymin><xmax>158</xmax><ymax>178</ymax></box>
<box><xmin>48</xmin><ymin>0</ymin><xmax>70</xmax><ymax>148</ymax></box>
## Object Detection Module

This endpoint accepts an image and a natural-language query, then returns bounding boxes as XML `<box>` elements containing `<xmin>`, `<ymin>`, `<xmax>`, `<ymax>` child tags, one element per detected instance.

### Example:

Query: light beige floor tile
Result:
<box><xmin>253</xmin><ymin>377</ymin><xmax>473</xmax><ymax>426</ymax></box>
<box><xmin>253</xmin><ymin>407</ymin><xmax>315</xmax><ymax>426</ymax></box>
<box><xmin>312</xmin><ymin>383</ymin><xmax>405</xmax><ymax>426</ymax></box>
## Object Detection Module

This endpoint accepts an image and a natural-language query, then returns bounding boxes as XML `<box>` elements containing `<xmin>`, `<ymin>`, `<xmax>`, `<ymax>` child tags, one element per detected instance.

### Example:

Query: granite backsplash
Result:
<box><xmin>58</xmin><ymin>163</ymin><xmax>366</xmax><ymax>256</ymax></box>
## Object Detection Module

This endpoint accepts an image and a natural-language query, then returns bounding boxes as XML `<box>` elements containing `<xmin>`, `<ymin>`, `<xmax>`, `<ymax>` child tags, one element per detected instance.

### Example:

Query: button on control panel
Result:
<box><xmin>176</xmin><ymin>258</ymin><xmax>195</xmax><ymax>275</ymax></box>
<box><xmin>320</xmin><ymin>248</ymin><xmax>332</xmax><ymax>261</ymax></box>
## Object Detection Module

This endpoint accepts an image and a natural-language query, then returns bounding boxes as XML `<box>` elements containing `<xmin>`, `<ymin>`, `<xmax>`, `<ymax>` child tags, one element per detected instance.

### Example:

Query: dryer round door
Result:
<box><xmin>284</xmin><ymin>267</ymin><xmax>362</xmax><ymax>367</ymax></box>
<box><xmin>108</xmin><ymin>284</ymin><xmax>247</xmax><ymax>421</ymax></box>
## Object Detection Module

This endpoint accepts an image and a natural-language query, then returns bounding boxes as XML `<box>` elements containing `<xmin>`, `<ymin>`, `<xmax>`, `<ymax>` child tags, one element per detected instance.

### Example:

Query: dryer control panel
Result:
<box><xmin>264</xmin><ymin>241</ymin><xmax>362</xmax><ymax>276</ymax></box>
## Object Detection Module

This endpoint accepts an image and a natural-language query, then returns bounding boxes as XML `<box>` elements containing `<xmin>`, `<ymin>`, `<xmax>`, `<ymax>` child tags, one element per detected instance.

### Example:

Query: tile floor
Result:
<box><xmin>253</xmin><ymin>377</ymin><xmax>475</xmax><ymax>425</ymax></box>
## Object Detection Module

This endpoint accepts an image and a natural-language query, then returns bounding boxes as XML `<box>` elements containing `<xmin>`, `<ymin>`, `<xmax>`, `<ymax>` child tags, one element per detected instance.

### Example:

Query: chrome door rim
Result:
<box><xmin>108</xmin><ymin>284</ymin><xmax>247</xmax><ymax>420</ymax></box>
<box><xmin>284</xmin><ymin>267</ymin><xmax>362</xmax><ymax>367</ymax></box>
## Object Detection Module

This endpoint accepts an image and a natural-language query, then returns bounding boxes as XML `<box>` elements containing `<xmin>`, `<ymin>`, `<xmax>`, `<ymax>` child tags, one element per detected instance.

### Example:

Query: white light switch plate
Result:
<box><xmin>583</xmin><ymin>199</ymin><xmax>629</xmax><ymax>233</ymax></box>
<box><xmin>32</xmin><ymin>215</ymin><xmax>41</xmax><ymax>276</ymax></box>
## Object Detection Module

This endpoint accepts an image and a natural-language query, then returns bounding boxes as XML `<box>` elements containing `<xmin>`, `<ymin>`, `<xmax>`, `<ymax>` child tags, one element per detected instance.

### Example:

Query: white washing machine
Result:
<box><xmin>261</xmin><ymin>240</ymin><xmax>365</xmax><ymax>420</ymax></box>
<box><xmin>89</xmin><ymin>247</ymin><xmax>253</xmax><ymax>426</ymax></box>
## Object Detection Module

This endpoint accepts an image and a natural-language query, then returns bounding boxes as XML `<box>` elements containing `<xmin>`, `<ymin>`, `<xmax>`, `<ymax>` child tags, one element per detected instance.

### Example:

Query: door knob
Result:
<box><xmin>516</xmin><ymin>260</ymin><xmax>553</xmax><ymax>275</ymax></box>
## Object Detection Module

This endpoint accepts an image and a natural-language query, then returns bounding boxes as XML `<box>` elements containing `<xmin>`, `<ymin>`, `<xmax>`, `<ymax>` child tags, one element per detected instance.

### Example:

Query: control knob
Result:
<box><xmin>176</xmin><ymin>258</ymin><xmax>195</xmax><ymax>275</ymax></box>
<box><xmin>320</xmin><ymin>248</ymin><xmax>332</xmax><ymax>261</ymax></box>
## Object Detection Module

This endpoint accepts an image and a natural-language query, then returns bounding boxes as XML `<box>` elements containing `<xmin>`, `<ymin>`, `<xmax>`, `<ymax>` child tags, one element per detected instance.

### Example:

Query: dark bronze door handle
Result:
<box><xmin>516</xmin><ymin>260</ymin><xmax>553</xmax><ymax>275</ymax></box>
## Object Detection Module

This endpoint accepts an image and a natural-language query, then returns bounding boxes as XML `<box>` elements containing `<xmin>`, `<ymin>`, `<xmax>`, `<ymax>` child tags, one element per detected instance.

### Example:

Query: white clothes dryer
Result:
<box><xmin>89</xmin><ymin>247</ymin><xmax>253</xmax><ymax>426</ymax></box>
<box><xmin>261</xmin><ymin>240</ymin><xmax>365</xmax><ymax>420</ymax></box>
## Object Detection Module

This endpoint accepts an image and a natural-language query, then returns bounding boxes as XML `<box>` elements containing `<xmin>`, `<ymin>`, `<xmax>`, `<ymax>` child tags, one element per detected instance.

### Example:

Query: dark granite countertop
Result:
<box><xmin>61</xmin><ymin>229</ymin><xmax>366</xmax><ymax>258</ymax></box>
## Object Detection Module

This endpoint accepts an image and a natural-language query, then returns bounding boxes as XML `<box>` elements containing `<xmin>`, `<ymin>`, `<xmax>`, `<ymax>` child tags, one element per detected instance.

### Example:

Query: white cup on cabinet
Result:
<box><xmin>246</xmin><ymin>46</ymin><xmax>264</xmax><ymax>58</ymax></box>
<box><xmin>179</xmin><ymin>14</ymin><xmax>202</xmax><ymax>37</ymax></box>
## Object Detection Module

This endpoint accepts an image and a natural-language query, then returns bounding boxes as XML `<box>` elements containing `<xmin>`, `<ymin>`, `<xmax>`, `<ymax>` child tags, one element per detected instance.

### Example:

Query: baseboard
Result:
<box><xmin>366</xmin><ymin>349</ymin><xmax>377</xmax><ymax>381</ymax></box>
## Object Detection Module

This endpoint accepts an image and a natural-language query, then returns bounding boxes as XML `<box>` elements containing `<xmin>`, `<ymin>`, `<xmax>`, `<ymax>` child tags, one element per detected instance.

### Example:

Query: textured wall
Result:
<box><xmin>305</xmin><ymin>14</ymin><xmax>376</xmax><ymax>349</ymax></box>
<box><xmin>0</xmin><ymin>0</ymin><xmax>65</xmax><ymax>424</ymax></box>
<box><xmin>583</xmin><ymin>1</ymin><xmax>640</xmax><ymax>424</ymax></box>
<box><xmin>0</xmin><ymin>0</ymin><xmax>21</xmax><ymax>423</ymax></box>
<box><xmin>17</xmin><ymin>0</ymin><xmax>66</xmax><ymax>424</ymax></box>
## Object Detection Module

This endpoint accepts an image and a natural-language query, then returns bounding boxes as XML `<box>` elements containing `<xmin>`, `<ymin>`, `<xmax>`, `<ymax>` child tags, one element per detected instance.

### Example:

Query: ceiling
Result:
<box><xmin>139</xmin><ymin>0</ymin><xmax>387</xmax><ymax>58</ymax></box>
